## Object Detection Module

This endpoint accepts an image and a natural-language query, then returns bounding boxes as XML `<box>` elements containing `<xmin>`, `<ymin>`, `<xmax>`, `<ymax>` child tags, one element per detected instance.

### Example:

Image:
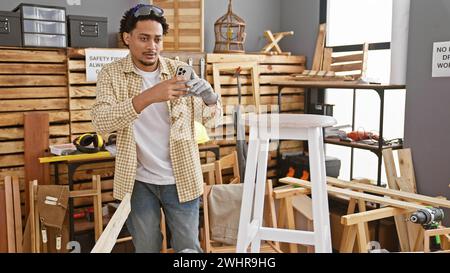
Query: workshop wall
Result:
<box><xmin>204</xmin><ymin>0</ymin><xmax>281</xmax><ymax>53</ymax></box>
<box><xmin>280</xmin><ymin>0</ymin><xmax>320</xmax><ymax>69</ymax></box>
<box><xmin>0</xmin><ymin>0</ymin><xmax>283</xmax><ymax>52</ymax></box>
<box><xmin>405</xmin><ymin>0</ymin><xmax>450</xmax><ymax>225</ymax></box>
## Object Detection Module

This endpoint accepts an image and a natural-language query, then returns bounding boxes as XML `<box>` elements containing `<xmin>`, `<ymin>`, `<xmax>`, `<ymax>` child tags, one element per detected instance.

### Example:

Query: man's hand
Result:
<box><xmin>186</xmin><ymin>73</ymin><xmax>218</xmax><ymax>106</ymax></box>
<box><xmin>132</xmin><ymin>76</ymin><xmax>188</xmax><ymax>113</ymax></box>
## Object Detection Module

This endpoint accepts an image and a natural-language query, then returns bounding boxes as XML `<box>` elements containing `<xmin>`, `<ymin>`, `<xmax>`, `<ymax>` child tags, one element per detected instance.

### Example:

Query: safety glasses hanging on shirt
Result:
<box><xmin>132</xmin><ymin>4</ymin><xmax>164</xmax><ymax>18</ymax></box>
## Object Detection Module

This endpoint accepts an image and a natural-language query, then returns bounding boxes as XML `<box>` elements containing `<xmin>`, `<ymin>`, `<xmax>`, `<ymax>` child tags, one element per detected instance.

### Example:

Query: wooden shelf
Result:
<box><xmin>325</xmin><ymin>138</ymin><xmax>403</xmax><ymax>153</ymax></box>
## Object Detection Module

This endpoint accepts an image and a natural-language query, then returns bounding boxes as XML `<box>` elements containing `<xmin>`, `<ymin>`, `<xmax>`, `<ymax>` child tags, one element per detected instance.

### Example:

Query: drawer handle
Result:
<box><xmin>0</xmin><ymin>19</ymin><xmax>10</xmax><ymax>34</ymax></box>
<box><xmin>80</xmin><ymin>22</ymin><xmax>98</xmax><ymax>37</ymax></box>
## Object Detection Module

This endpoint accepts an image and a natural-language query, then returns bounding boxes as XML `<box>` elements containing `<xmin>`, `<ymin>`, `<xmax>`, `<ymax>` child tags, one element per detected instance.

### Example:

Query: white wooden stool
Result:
<box><xmin>236</xmin><ymin>113</ymin><xmax>337</xmax><ymax>253</ymax></box>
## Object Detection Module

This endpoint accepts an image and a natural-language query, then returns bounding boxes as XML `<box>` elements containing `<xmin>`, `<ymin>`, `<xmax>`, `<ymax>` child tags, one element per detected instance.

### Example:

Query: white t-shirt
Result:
<box><xmin>133</xmin><ymin>66</ymin><xmax>175</xmax><ymax>185</ymax></box>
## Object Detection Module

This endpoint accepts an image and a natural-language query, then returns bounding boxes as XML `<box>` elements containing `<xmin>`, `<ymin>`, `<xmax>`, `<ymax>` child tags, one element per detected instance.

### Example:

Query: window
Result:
<box><xmin>324</xmin><ymin>0</ymin><xmax>406</xmax><ymax>183</ymax></box>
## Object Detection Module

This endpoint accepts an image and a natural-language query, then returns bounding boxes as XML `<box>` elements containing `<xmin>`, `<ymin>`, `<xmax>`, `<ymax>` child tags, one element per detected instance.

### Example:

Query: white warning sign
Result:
<box><xmin>432</xmin><ymin>41</ymin><xmax>450</xmax><ymax>77</ymax></box>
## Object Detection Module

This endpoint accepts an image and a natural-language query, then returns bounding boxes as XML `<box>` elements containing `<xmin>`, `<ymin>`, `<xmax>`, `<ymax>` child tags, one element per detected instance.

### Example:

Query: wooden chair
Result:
<box><xmin>212</xmin><ymin>62</ymin><xmax>261</xmax><ymax>113</ymax></box>
<box><xmin>311</xmin><ymin>23</ymin><xmax>368</xmax><ymax>80</ymax></box>
<box><xmin>322</xmin><ymin>43</ymin><xmax>369</xmax><ymax>80</ymax></box>
<box><xmin>214</xmin><ymin>150</ymin><xmax>240</xmax><ymax>185</ymax></box>
<box><xmin>202</xmin><ymin>180</ymin><xmax>281</xmax><ymax>253</ymax></box>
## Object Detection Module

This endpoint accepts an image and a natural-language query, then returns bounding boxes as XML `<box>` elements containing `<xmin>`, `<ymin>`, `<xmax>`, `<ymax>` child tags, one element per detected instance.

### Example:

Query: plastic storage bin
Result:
<box><xmin>23</xmin><ymin>33</ymin><xmax>66</xmax><ymax>48</ymax></box>
<box><xmin>20</xmin><ymin>5</ymin><xmax>66</xmax><ymax>21</ymax></box>
<box><xmin>23</xmin><ymin>19</ymin><xmax>66</xmax><ymax>35</ymax></box>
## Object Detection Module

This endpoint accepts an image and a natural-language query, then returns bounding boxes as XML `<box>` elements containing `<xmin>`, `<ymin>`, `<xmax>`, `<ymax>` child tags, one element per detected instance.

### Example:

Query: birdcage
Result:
<box><xmin>214</xmin><ymin>0</ymin><xmax>246</xmax><ymax>53</ymax></box>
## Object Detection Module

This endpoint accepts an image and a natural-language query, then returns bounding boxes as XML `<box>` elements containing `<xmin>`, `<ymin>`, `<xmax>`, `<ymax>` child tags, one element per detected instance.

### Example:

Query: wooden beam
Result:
<box><xmin>24</xmin><ymin>113</ymin><xmax>51</xmax><ymax>216</ymax></box>
<box><xmin>341</xmin><ymin>207</ymin><xmax>411</xmax><ymax>226</ymax></box>
<box><xmin>312</xmin><ymin>23</ymin><xmax>326</xmax><ymax>71</ymax></box>
<box><xmin>92</xmin><ymin>175</ymin><xmax>103</xmax><ymax>241</ymax></box>
<box><xmin>12</xmin><ymin>176</ymin><xmax>22</xmax><ymax>253</ymax></box>
<box><xmin>326</xmin><ymin>176</ymin><xmax>450</xmax><ymax>209</ymax></box>
<box><xmin>279</xmin><ymin>177</ymin><xmax>426</xmax><ymax>210</ymax></box>
<box><xmin>4</xmin><ymin>176</ymin><xmax>16</xmax><ymax>252</ymax></box>
<box><xmin>0</xmin><ymin>185</ymin><xmax>7</xmax><ymax>252</ymax></box>
<box><xmin>273</xmin><ymin>186</ymin><xmax>310</xmax><ymax>200</ymax></box>
<box><xmin>91</xmin><ymin>193</ymin><xmax>131</xmax><ymax>253</ymax></box>
<box><xmin>382</xmin><ymin>148</ymin><xmax>411</xmax><ymax>252</ymax></box>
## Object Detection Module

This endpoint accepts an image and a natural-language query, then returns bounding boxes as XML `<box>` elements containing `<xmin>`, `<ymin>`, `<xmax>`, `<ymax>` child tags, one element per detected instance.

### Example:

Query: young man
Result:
<box><xmin>91</xmin><ymin>4</ymin><xmax>222</xmax><ymax>253</ymax></box>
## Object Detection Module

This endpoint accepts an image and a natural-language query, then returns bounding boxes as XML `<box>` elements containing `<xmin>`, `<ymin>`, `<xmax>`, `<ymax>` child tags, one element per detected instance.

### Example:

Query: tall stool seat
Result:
<box><xmin>236</xmin><ymin>113</ymin><xmax>337</xmax><ymax>253</ymax></box>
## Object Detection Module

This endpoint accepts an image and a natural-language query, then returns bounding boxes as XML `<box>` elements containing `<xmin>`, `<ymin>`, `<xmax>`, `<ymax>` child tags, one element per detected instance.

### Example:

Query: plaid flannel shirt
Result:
<box><xmin>91</xmin><ymin>54</ymin><xmax>222</xmax><ymax>202</ymax></box>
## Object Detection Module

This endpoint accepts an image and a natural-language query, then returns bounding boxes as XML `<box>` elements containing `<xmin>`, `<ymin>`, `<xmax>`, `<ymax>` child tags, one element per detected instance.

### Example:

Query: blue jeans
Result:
<box><xmin>126</xmin><ymin>180</ymin><xmax>202</xmax><ymax>253</ymax></box>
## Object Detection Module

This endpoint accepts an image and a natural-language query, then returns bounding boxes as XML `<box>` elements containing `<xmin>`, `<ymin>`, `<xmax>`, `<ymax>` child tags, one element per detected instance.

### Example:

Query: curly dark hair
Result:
<box><xmin>119</xmin><ymin>4</ymin><xmax>170</xmax><ymax>47</ymax></box>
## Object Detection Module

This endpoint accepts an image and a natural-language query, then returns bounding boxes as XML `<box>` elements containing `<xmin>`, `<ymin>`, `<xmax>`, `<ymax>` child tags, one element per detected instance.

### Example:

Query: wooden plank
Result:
<box><xmin>220</xmin><ymin>86</ymin><xmax>303</xmax><ymax>96</ymax></box>
<box><xmin>0</xmin><ymin>63</ymin><xmax>66</xmax><ymax>75</ymax></box>
<box><xmin>322</xmin><ymin>48</ymin><xmax>333</xmax><ymax>71</ymax></box>
<box><xmin>24</xmin><ymin>113</ymin><xmax>51</xmax><ymax>216</ymax></box>
<box><xmin>70</xmin><ymin>99</ymin><xmax>95</xmax><ymax>110</ymax></box>
<box><xmin>0</xmin><ymin>49</ymin><xmax>66</xmax><ymax>63</ymax></box>
<box><xmin>331</xmin><ymin>62</ymin><xmax>363</xmax><ymax>73</ymax></box>
<box><xmin>0</xmin><ymin>75</ymin><xmax>67</xmax><ymax>86</ymax></box>
<box><xmin>69</xmin><ymin>86</ymin><xmax>96</xmax><ymax>98</ymax></box>
<box><xmin>92</xmin><ymin>175</ymin><xmax>103</xmax><ymax>241</ymax></box>
<box><xmin>341</xmin><ymin>207</ymin><xmax>410</xmax><ymax>226</ymax></box>
<box><xmin>91</xmin><ymin>193</ymin><xmax>131</xmax><ymax>253</ymax></box>
<box><xmin>69</xmin><ymin>73</ymin><xmax>92</xmax><ymax>85</ymax></box>
<box><xmin>71</xmin><ymin>122</ymin><xmax>95</xmax><ymax>134</ymax></box>
<box><xmin>332</xmin><ymin>53</ymin><xmax>364</xmax><ymax>63</ymax></box>
<box><xmin>12</xmin><ymin>176</ymin><xmax>22</xmax><ymax>253</ymax></box>
<box><xmin>384</xmin><ymin>148</ymin><xmax>421</xmax><ymax>251</ymax></box>
<box><xmin>206</xmin><ymin>53</ymin><xmax>305</xmax><ymax>65</ymax></box>
<box><xmin>280</xmin><ymin>177</ymin><xmax>426</xmax><ymax>210</ymax></box>
<box><xmin>0</xmin><ymin>124</ymin><xmax>70</xmax><ymax>140</ymax></box>
<box><xmin>0</xmin><ymin>141</ymin><xmax>24</xmax><ymax>155</ymax></box>
<box><xmin>326</xmin><ymin>176</ymin><xmax>450</xmax><ymax>208</ymax></box>
<box><xmin>397</xmin><ymin>149</ymin><xmax>417</xmax><ymax>192</ymax></box>
<box><xmin>273</xmin><ymin>186</ymin><xmax>310</xmax><ymax>199</ymax></box>
<box><xmin>4</xmin><ymin>177</ymin><xmax>16</xmax><ymax>252</ymax></box>
<box><xmin>70</xmin><ymin>110</ymin><xmax>92</xmax><ymax>122</ymax></box>
<box><xmin>0</xmin><ymin>167</ymin><xmax>24</xmax><ymax>182</ymax></box>
<box><xmin>0</xmin><ymin>186</ymin><xmax>8</xmax><ymax>252</ymax></box>
<box><xmin>0</xmin><ymin>137</ymin><xmax>68</xmax><ymax>154</ymax></box>
<box><xmin>0</xmin><ymin>87</ymin><xmax>67</xmax><ymax>99</ymax></box>
<box><xmin>0</xmin><ymin>111</ymin><xmax>69</xmax><ymax>127</ymax></box>
<box><xmin>0</xmin><ymin>99</ymin><xmax>68</xmax><ymax>112</ymax></box>
<box><xmin>207</xmin><ymin>74</ymin><xmax>291</xmax><ymax>85</ymax></box>
<box><xmin>0</xmin><ymin>155</ymin><xmax>24</xmax><ymax>168</ymax></box>
<box><xmin>207</xmin><ymin>64</ymin><xmax>305</xmax><ymax>75</ymax></box>
<box><xmin>395</xmin><ymin>148</ymin><xmax>422</xmax><ymax>251</ymax></box>
<box><xmin>339</xmin><ymin>225</ymin><xmax>357</xmax><ymax>253</ymax></box>
<box><xmin>312</xmin><ymin>23</ymin><xmax>326</xmax><ymax>70</ymax></box>
<box><xmin>68</xmin><ymin>60</ymin><xmax>85</xmax><ymax>72</ymax></box>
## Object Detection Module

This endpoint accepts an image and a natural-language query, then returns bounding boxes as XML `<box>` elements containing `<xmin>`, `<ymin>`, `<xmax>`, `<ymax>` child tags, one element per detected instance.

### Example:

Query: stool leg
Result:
<box><xmin>236</xmin><ymin>137</ymin><xmax>260</xmax><ymax>253</ymax></box>
<box><xmin>250</xmin><ymin>139</ymin><xmax>270</xmax><ymax>253</ymax></box>
<box><xmin>308</xmin><ymin>127</ymin><xmax>332</xmax><ymax>253</ymax></box>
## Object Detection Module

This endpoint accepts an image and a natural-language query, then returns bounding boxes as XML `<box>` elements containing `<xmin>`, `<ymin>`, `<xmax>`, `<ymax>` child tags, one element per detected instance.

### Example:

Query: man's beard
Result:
<box><xmin>138</xmin><ymin>59</ymin><xmax>157</xmax><ymax>67</ymax></box>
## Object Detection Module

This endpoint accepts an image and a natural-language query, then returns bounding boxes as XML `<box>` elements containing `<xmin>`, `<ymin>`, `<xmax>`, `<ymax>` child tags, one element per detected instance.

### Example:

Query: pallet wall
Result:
<box><xmin>152</xmin><ymin>0</ymin><xmax>204</xmax><ymax>51</ymax></box>
<box><xmin>0</xmin><ymin>47</ymin><xmax>70</xmax><ymax>218</ymax></box>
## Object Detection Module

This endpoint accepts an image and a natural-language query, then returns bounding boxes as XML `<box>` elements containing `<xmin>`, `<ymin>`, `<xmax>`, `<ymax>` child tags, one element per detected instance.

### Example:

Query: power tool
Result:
<box><xmin>410</xmin><ymin>207</ymin><xmax>445</xmax><ymax>251</ymax></box>
<box><xmin>410</xmin><ymin>207</ymin><xmax>444</xmax><ymax>229</ymax></box>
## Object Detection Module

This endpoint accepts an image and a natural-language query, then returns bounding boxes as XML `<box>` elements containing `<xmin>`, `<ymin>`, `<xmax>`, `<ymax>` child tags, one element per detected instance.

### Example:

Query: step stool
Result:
<box><xmin>236</xmin><ymin>113</ymin><xmax>337</xmax><ymax>253</ymax></box>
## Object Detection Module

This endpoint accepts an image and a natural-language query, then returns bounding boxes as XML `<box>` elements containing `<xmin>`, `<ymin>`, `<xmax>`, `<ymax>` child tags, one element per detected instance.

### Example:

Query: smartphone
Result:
<box><xmin>175</xmin><ymin>65</ymin><xmax>193</xmax><ymax>81</ymax></box>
